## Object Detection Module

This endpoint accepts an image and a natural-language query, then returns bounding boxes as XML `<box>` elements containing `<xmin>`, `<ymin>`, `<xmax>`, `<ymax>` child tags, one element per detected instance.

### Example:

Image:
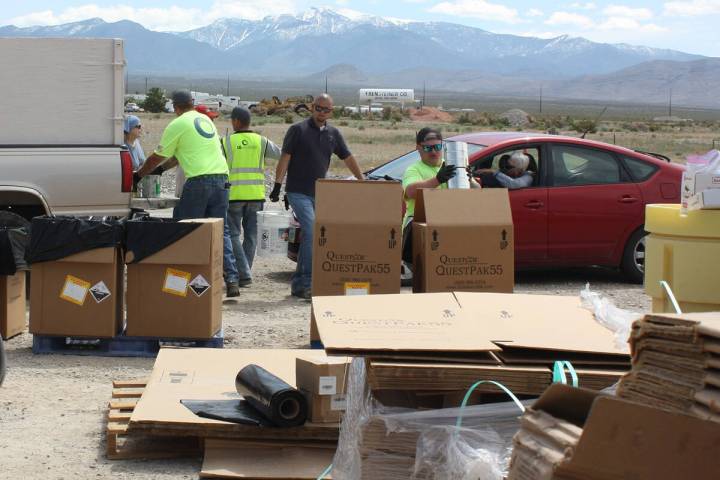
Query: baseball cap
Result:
<box><xmin>231</xmin><ymin>106</ymin><xmax>251</xmax><ymax>125</ymax></box>
<box><xmin>416</xmin><ymin>127</ymin><xmax>442</xmax><ymax>144</ymax></box>
<box><xmin>123</xmin><ymin>115</ymin><xmax>141</xmax><ymax>133</ymax></box>
<box><xmin>195</xmin><ymin>104</ymin><xmax>219</xmax><ymax>119</ymax></box>
<box><xmin>171</xmin><ymin>90</ymin><xmax>193</xmax><ymax>106</ymax></box>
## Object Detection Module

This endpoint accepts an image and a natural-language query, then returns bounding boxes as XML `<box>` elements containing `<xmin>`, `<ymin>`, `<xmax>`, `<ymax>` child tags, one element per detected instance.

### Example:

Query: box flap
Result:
<box><xmin>312</xmin><ymin>293</ymin><xmax>500</xmax><ymax>355</ymax></box>
<box><xmin>55</xmin><ymin>246</ymin><xmax>117</xmax><ymax>264</ymax></box>
<box><xmin>414</xmin><ymin>188</ymin><xmax>512</xmax><ymax>226</ymax></box>
<box><xmin>315</xmin><ymin>179</ymin><xmax>403</xmax><ymax>225</ymax></box>
<box><xmin>531</xmin><ymin>384</ymin><xmax>598</xmax><ymax>428</ymax></box>
<box><xmin>455</xmin><ymin>292</ymin><xmax>630</xmax><ymax>357</ymax></box>
<box><xmin>130</xmin><ymin>219</ymin><xmax>220</xmax><ymax>265</ymax></box>
<box><xmin>559</xmin><ymin>395</ymin><xmax>720</xmax><ymax>479</ymax></box>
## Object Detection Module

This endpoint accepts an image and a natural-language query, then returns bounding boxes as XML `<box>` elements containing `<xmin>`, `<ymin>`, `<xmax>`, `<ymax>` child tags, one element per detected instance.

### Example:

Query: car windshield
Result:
<box><xmin>366</xmin><ymin>143</ymin><xmax>486</xmax><ymax>180</ymax></box>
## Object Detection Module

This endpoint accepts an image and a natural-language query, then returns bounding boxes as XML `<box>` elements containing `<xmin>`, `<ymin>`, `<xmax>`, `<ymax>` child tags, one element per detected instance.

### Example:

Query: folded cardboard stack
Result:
<box><xmin>617</xmin><ymin>311</ymin><xmax>720</xmax><ymax>422</ymax></box>
<box><xmin>507</xmin><ymin>384</ymin><xmax>720</xmax><ymax>480</ymax></box>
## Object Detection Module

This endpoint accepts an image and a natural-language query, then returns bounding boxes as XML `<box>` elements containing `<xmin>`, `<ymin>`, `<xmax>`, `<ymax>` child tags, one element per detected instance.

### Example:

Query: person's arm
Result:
<box><xmin>137</xmin><ymin>153</ymin><xmax>167</xmax><ymax>178</ymax></box>
<box><xmin>342</xmin><ymin>155</ymin><xmax>364</xmax><ymax>180</ymax></box>
<box><xmin>138</xmin><ymin>120</ymin><xmax>179</xmax><ymax>177</ymax></box>
<box><xmin>495</xmin><ymin>171</ymin><xmax>533</xmax><ymax>189</ymax></box>
<box><xmin>263</xmin><ymin>138</ymin><xmax>282</xmax><ymax>161</ymax></box>
<box><xmin>275</xmin><ymin>152</ymin><xmax>291</xmax><ymax>184</ymax></box>
<box><xmin>405</xmin><ymin>176</ymin><xmax>440</xmax><ymax>199</ymax></box>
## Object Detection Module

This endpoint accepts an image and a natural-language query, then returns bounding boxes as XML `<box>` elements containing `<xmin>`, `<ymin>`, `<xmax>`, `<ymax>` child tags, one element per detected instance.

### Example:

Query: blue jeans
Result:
<box><xmin>287</xmin><ymin>192</ymin><xmax>315</xmax><ymax>294</ymax></box>
<box><xmin>173</xmin><ymin>174</ymin><xmax>239</xmax><ymax>284</ymax></box>
<box><xmin>227</xmin><ymin>201</ymin><xmax>263</xmax><ymax>281</ymax></box>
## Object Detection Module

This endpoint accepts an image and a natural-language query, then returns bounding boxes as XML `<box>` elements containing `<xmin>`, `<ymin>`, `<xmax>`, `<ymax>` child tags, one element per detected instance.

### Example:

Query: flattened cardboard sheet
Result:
<box><xmin>200</xmin><ymin>439</ymin><xmax>335</xmax><ymax>479</ymax></box>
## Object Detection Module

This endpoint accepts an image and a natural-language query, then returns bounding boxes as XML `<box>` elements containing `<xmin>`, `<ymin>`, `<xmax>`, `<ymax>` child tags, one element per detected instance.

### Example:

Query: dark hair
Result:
<box><xmin>171</xmin><ymin>90</ymin><xmax>193</xmax><ymax>109</ymax></box>
<box><xmin>416</xmin><ymin>127</ymin><xmax>442</xmax><ymax>144</ymax></box>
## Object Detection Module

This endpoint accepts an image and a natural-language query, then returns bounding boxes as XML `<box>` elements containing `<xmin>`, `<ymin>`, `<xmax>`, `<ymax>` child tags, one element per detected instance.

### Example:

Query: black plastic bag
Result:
<box><xmin>0</xmin><ymin>227</ymin><xmax>29</xmax><ymax>274</ymax></box>
<box><xmin>27</xmin><ymin>216</ymin><xmax>124</xmax><ymax>264</ymax></box>
<box><xmin>125</xmin><ymin>217</ymin><xmax>200</xmax><ymax>264</ymax></box>
<box><xmin>181</xmin><ymin>364</ymin><xmax>308</xmax><ymax>428</ymax></box>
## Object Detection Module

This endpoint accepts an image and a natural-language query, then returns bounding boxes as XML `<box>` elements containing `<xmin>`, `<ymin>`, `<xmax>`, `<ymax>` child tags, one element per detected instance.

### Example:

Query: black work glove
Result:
<box><xmin>132</xmin><ymin>172</ymin><xmax>141</xmax><ymax>192</ymax></box>
<box><xmin>269</xmin><ymin>182</ymin><xmax>282</xmax><ymax>202</ymax></box>
<box><xmin>435</xmin><ymin>164</ymin><xmax>457</xmax><ymax>184</ymax></box>
<box><xmin>150</xmin><ymin>165</ymin><xmax>165</xmax><ymax>176</ymax></box>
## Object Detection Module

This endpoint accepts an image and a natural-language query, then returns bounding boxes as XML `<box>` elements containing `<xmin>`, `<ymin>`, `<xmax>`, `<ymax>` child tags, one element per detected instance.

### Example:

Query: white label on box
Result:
<box><xmin>344</xmin><ymin>282</ymin><xmax>370</xmax><ymax>296</ymax></box>
<box><xmin>89</xmin><ymin>281</ymin><xmax>111</xmax><ymax>303</ymax></box>
<box><xmin>162</xmin><ymin>268</ymin><xmax>190</xmax><ymax>297</ymax></box>
<box><xmin>188</xmin><ymin>274</ymin><xmax>210</xmax><ymax>297</ymax></box>
<box><xmin>59</xmin><ymin>275</ymin><xmax>90</xmax><ymax>306</ymax></box>
<box><xmin>331</xmin><ymin>394</ymin><xmax>347</xmax><ymax>411</ymax></box>
<box><xmin>318</xmin><ymin>376</ymin><xmax>337</xmax><ymax>395</ymax></box>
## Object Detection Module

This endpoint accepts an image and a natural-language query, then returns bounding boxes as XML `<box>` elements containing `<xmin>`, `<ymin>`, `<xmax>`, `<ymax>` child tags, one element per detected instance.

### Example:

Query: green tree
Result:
<box><xmin>141</xmin><ymin>88</ymin><xmax>167</xmax><ymax>113</ymax></box>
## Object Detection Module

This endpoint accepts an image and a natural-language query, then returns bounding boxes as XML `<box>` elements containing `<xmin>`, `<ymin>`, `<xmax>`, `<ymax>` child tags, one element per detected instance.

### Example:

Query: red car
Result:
<box><xmin>363</xmin><ymin>132</ymin><xmax>684</xmax><ymax>283</ymax></box>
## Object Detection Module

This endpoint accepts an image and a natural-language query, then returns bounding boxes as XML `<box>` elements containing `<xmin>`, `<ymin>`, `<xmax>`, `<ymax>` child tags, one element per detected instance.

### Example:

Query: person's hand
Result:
<box><xmin>435</xmin><ymin>164</ymin><xmax>457</xmax><ymax>184</ymax></box>
<box><xmin>269</xmin><ymin>182</ymin><xmax>282</xmax><ymax>202</ymax></box>
<box><xmin>150</xmin><ymin>165</ymin><xmax>165</xmax><ymax>176</ymax></box>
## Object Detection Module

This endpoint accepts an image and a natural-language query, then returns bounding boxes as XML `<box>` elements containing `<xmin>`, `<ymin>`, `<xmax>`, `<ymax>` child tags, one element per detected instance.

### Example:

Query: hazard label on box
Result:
<box><xmin>162</xmin><ymin>268</ymin><xmax>191</xmax><ymax>297</ymax></box>
<box><xmin>60</xmin><ymin>275</ymin><xmax>91</xmax><ymax>306</ymax></box>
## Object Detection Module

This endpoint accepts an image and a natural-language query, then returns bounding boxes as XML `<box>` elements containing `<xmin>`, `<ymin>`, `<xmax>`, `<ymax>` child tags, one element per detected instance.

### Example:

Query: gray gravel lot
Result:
<box><xmin>0</xmin><ymin>254</ymin><xmax>648</xmax><ymax>479</ymax></box>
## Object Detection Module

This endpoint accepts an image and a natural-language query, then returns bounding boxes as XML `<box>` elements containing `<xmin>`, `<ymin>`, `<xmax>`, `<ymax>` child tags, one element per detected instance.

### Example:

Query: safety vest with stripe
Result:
<box><xmin>222</xmin><ymin>131</ymin><xmax>266</xmax><ymax>201</ymax></box>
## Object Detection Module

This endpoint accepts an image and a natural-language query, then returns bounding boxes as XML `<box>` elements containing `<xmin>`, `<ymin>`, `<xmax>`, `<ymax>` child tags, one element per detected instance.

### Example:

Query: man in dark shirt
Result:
<box><xmin>270</xmin><ymin>93</ymin><xmax>363</xmax><ymax>299</ymax></box>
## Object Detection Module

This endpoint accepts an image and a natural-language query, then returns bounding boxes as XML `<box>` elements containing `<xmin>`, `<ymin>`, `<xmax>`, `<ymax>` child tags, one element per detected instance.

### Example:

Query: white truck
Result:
<box><xmin>0</xmin><ymin>38</ymin><xmax>133</xmax><ymax>229</ymax></box>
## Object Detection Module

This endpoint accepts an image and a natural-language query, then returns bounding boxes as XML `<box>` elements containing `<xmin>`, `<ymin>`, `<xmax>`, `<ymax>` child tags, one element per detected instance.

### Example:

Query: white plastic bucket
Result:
<box><xmin>256</xmin><ymin>209</ymin><xmax>292</xmax><ymax>257</ymax></box>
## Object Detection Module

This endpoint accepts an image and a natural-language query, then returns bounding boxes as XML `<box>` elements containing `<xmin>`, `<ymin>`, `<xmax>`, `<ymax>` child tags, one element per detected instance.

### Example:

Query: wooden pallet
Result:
<box><xmin>106</xmin><ymin>379</ymin><xmax>202</xmax><ymax>460</ymax></box>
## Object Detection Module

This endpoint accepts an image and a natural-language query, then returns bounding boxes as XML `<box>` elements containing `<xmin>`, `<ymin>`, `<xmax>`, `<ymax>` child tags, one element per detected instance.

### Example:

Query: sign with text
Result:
<box><xmin>358</xmin><ymin>88</ymin><xmax>414</xmax><ymax>103</ymax></box>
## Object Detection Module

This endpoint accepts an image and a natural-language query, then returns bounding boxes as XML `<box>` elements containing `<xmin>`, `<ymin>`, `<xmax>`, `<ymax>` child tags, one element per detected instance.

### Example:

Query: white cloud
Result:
<box><xmin>527</xmin><ymin>8</ymin><xmax>544</xmax><ymax>17</ymax></box>
<box><xmin>6</xmin><ymin>1</ymin><xmax>297</xmax><ymax>31</ymax></box>
<box><xmin>663</xmin><ymin>0</ymin><xmax>720</xmax><ymax>16</ymax></box>
<box><xmin>335</xmin><ymin>0</ymin><xmax>349</xmax><ymax>5</ymax></box>
<box><xmin>598</xmin><ymin>17</ymin><xmax>666</xmax><ymax>32</ymax></box>
<box><xmin>545</xmin><ymin>11</ymin><xmax>594</xmax><ymax>27</ymax></box>
<box><xmin>603</xmin><ymin>5</ymin><xmax>654</xmax><ymax>20</ymax></box>
<box><xmin>428</xmin><ymin>0</ymin><xmax>520</xmax><ymax>23</ymax></box>
<box><xmin>570</xmin><ymin>2</ymin><xmax>597</xmax><ymax>9</ymax></box>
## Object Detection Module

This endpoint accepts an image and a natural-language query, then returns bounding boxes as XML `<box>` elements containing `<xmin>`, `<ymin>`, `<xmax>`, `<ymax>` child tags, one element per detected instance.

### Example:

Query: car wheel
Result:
<box><xmin>621</xmin><ymin>228</ymin><xmax>647</xmax><ymax>284</ymax></box>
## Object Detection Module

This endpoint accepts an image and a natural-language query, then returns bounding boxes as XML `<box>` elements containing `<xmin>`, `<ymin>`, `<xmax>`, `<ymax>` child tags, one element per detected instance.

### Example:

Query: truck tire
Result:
<box><xmin>621</xmin><ymin>228</ymin><xmax>647</xmax><ymax>284</ymax></box>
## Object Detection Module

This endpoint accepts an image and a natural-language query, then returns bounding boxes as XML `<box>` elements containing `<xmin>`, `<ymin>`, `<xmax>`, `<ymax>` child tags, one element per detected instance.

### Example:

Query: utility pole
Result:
<box><xmin>668</xmin><ymin>87</ymin><xmax>672</xmax><ymax>117</ymax></box>
<box><xmin>422</xmin><ymin>81</ymin><xmax>426</xmax><ymax>111</ymax></box>
<box><xmin>539</xmin><ymin>84</ymin><xmax>543</xmax><ymax>114</ymax></box>
<box><xmin>125</xmin><ymin>70</ymin><xmax>128</xmax><ymax>94</ymax></box>
<box><xmin>145</xmin><ymin>77</ymin><xmax>148</xmax><ymax>95</ymax></box>
<box><xmin>325</xmin><ymin>76</ymin><xmax>328</xmax><ymax>94</ymax></box>
<box><xmin>226</xmin><ymin>74</ymin><xmax>230</xmax><ymax>96</ymax></box>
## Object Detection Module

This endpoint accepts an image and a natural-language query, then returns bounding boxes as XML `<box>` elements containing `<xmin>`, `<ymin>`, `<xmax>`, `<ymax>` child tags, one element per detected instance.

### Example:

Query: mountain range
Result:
<box><xmin>1</xmin><ymin>7</ymin><xmax>718</xmax><ymax>107</ymax></box>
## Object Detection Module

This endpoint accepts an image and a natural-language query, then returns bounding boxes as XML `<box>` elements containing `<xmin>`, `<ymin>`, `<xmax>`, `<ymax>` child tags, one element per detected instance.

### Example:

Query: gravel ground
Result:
<box><xmin>0</xmin><ymin>254</ymin><xmax>649</xmax><ymax>479</ymax></box>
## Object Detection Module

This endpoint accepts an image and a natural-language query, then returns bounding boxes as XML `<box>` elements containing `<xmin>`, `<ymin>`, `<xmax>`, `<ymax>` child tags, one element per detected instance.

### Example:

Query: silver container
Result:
<box><xmin>444</xmin><ymin>141</ymin><xmax>470</xmax><ymax>189</ymax></box>
<box><xmin>139</xmin><ymin>174</ymin><xmax>161</xmax><ymax>198</ymax></box>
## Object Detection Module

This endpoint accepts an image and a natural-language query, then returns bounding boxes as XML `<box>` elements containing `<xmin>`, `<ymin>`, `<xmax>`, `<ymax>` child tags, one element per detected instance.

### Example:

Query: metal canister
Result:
<box><xmin>444</xmin><ymin>141</ymin><xmax>470</xmax><ymax>189</ymax></box>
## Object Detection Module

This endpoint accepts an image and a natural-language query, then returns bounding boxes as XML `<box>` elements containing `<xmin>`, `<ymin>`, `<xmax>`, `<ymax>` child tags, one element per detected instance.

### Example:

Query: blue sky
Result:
<box><xmin>2</xmin><ymin>1</ymin><xmax>718</xmax><ymax>56</ymax></box>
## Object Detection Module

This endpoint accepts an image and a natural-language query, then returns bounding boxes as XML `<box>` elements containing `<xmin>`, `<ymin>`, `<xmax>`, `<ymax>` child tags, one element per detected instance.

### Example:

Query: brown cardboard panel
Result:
<box><xmin>125</xmin><ymin>218</ymin><xmax>221</xmax><ymax>265</ymax></box>
<box><xmin>311</xmin><ymin>293</ymin><xmax>499</xmax><ymax>355</ymax></box>
<box><xmin>201</xmin><ymin>439</ymin><xmax>335</xmax><ymax>479</ymax></box>
<box><xmin>301</xmin><ymin>390</ymin><xmax>346</xmax><ymax>423</ymax></box>
<box><xmin>295</xmin><ymin>356</ymin><xmax>351</xmax><ymax>396</ymax></box>
<box><xmin>125</xmin><ymin>219</ymin><xmax>223</xmax><ymax>338</ymax></box>
<box><xmin>413</xmin><ymin>223</ymin><xmax>514</xmax><ymax>293</ymax></box>
<box><xmin>314</xmin><ymin>179</ymin><xmax>402</xmax><ymax>225</ymax></box>
<box><xmin>1</xmin><ymin>273</ymin><xmax>26</xmax><ymax>339</ymax></box>
<box><xmin>29</xmin><ymin>247</ymin><xmax>122</xmax><ymax>337</ymax></box>
<box><xmin>130</xmin><ymin>348</ymin><xmax>338</xmax><ymax>440</ymax></box>
<box><xmin>455</xmin><ymin>292</ymin><xmax>630</xmax><ymax>357</ymax></box>
<box><xmin>414</xmin><ymin>188</ymin><xmax>512</xmax><ymax>226</ymax></box>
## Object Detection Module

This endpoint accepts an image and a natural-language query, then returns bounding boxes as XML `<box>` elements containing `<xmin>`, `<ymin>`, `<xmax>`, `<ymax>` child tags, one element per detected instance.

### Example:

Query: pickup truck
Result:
<box><xmin>0</xmin><ymin>38</ymin><xmax>133</xmax><ymax>229</ymax></box>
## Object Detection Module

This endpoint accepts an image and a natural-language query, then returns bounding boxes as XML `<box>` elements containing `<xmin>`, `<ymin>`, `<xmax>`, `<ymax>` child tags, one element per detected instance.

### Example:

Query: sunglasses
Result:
<box><xmin>134</xmin><ymin>125</ymin><xmax>142</xmax><ymax>129</ymax></box>
<box><xmin>421</xmin><ymin>144</ymin><xmax>443</xmax><ymax>153</ymax></box>
<box><xmin>314</xmin><ymin>105</ymin><xmax>333</xmax><ymax>113</ymax></box>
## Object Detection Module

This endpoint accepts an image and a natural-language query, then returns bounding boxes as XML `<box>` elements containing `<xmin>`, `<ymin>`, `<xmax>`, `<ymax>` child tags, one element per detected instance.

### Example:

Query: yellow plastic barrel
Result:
<box><xmin>645</xmin><ymin>204</ymin><xmax>720</xmax><ymax>313</ymax></box>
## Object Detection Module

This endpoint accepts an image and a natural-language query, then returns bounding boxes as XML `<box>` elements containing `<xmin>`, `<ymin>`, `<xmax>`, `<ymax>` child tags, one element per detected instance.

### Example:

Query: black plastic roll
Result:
<box><xmin>235</xmin><ymin>364</ymin><xmax>308</xmax><ymax>428</ymax></box>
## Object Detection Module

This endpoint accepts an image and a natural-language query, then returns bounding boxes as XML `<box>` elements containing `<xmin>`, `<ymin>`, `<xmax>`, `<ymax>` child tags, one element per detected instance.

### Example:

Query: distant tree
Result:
<box><xmin>124</xmin><ymin>96</ymin><xmax>138</xmax><ymax>105</ymax></box>
<box><xmin>141</xmin><ymin>88</ymin><xmax>167</xmax><ymax>113</ymax></box>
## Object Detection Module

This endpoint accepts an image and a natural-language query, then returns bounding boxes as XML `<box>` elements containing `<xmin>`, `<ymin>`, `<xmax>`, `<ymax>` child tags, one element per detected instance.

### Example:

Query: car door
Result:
<box><xmin>473</xmin><ymin>144</ymin><xmax>548</xmax><ymax>265</ymax></box>
<box><xmin>547</xmin><ymin>143</ymin><xmax>644</xmax><ymax>264</ymax></box>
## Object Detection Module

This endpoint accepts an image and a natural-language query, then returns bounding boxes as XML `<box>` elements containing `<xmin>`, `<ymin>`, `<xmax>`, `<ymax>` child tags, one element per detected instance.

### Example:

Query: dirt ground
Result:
<box><xmin>0</xmin><ymin>251</ymin><xmax>649</xmax><ymax>479</ymax></box>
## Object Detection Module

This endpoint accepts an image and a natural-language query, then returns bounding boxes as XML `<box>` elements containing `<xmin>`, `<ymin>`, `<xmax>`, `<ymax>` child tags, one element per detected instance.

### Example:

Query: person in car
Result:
<box><xmin>474</xmin><ymin>151</ymin><xmax>534</xmax><ymax>189</ymax></box>
<box><xmin>123</xmin><ymin>115</ymin><xmax>145</xmax><ymax>170</ymax></box>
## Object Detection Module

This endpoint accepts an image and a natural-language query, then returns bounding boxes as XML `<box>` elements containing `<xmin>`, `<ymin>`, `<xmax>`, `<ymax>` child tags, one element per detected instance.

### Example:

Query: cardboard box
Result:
<box><xmin>412</xmin><ymin>188</ymin><xmax>514</xmax><ymax>293</ymax></box>
<box><xmin>1</xmin><ymin>273</ymin><xmax>26</xmax><ymax>339</ymax></box>
<box><xmin>311</xmin><ymin>179</ymin><xmax>403</xmax><ymax>297</ymax></box>
<box><xmin>125</xmin><ymin>218</ymin><xmax>222</xmax><ymax>339</ymax></box>
<box><xmin>688</xmin><ymin>188</ymin><xmax>720</xmax><ymax>210</ymax></box>
<box><xmin>296</xmin><ymin>356</ymin><xmax>350</xmax><ymax>423</ymax></box>
<box><xmin>29</xmin><ymin>247</ymin><xmax>123</xmax><ymax>337</ymax></box>
<box><xmin>522</xmin><ymin>384</ymin><xmax>720</xmax><ymax>480</ymax></box>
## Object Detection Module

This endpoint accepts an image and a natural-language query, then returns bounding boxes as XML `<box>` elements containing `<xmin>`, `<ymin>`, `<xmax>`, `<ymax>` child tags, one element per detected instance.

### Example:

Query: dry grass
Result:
<box><xmin>135</xmin><ymin>113</ymin><xmax>719</xmax><ymax>177</ymax></box>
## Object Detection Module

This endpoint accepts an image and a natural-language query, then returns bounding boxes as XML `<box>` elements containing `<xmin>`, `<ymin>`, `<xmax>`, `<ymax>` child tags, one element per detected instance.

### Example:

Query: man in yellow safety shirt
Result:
<box><xmin>136</xmin><ymin>90</ymin><xmax>241</xmax><ymax>297</ymax></box>
<box><xmin>221</xmin><ymin>106</ymin><xmax>281</xmax><ymax>286</ymax></box>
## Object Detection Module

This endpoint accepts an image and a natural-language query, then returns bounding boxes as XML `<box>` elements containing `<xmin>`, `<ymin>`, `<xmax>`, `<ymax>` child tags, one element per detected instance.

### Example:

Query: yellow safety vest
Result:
<box><xmin>222</xmin><ymin>131</ymin><xmax>266</xmax><ymax>201</ymax></box>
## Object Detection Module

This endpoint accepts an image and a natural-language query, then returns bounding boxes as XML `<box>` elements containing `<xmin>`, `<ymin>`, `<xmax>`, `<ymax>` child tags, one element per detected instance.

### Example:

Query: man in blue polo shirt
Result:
<box><xmin>270</xmin><ymin>94</ymin><xmax>364</xmax><ymax>299</ymax></box>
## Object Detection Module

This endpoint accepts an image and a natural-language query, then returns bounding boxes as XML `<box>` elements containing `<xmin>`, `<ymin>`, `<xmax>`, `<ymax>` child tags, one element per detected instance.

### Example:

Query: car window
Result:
<box><xmin>622</xmin><ymin>155</ymin><xmax>658</xmax><ymax>182</ymax></box>
<box><xmin>551</xmin><ymin>145</ymin><xmax>620</xmax><ymax>186</ymax></box>
<box><xmin>367</xmin><ymin>143</ymin><xmax>485</xmax><ymax>180</ymax></box>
